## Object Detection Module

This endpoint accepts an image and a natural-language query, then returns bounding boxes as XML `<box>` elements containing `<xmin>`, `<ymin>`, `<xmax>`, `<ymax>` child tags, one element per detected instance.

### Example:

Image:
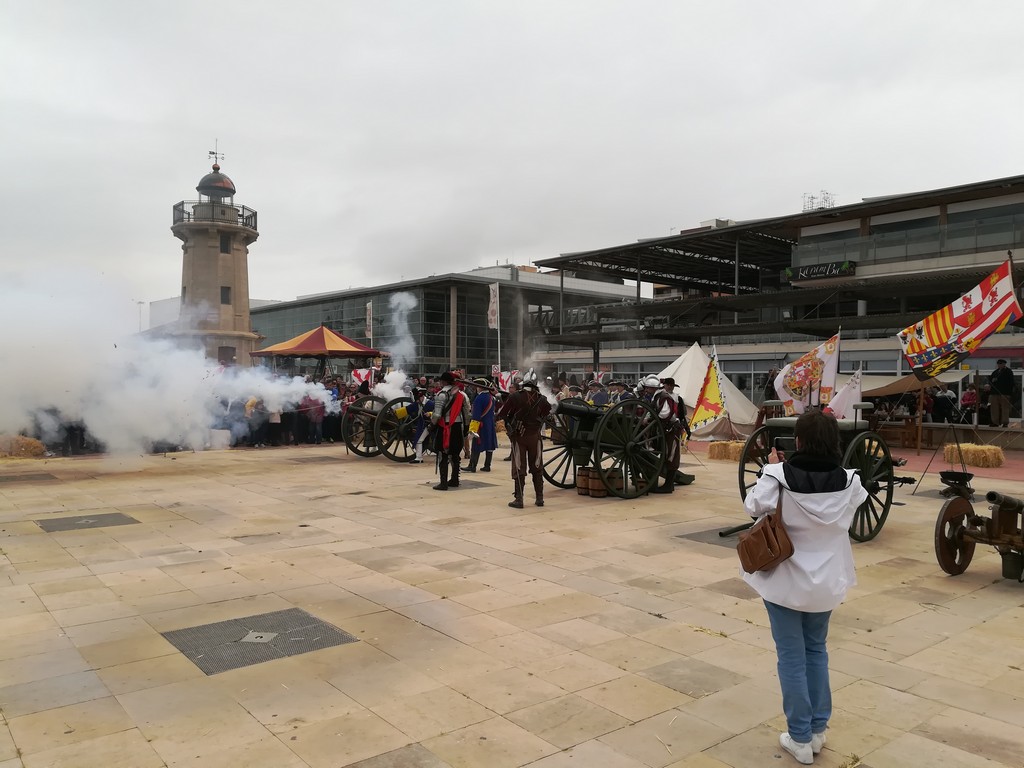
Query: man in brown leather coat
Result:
<box><xmin>497</xmin><ymin>379</ymin><xmax>552</xmax><ymax>508</ymax></box>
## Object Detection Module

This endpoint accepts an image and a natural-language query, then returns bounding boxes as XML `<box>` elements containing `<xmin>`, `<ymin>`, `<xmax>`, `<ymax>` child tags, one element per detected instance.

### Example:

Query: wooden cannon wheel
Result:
<box><xmin>342</xmin><ymin>395</ymin><xmax>385</xmax><ymax>457</ymax></box>
<box><xmin>843</xmin><ymin>431</ymin><xmax>894</xmax><ymax>542</ymax></box>
<box><xmin>541</xmin><ymin>398</ymin><xmax>583</xmax><ymax>489</ymax></box>
<box><xmin>934</xmin><ymin>496</ymin><xmax>976</xmax><ymax>575</ymax></box>
<box><xmin>592</xmin><ymin>399</ymin><xmax>667</xmax><ymax>499</ymax></box>
<box><xmin>374</xmin><ymin>396</ymin><xmax>418</xmax><ymax>463</ymax></box>
<box><xmin>738</xmin><ymin>425</ymin><xmax>772</xmax><ymax>501</ymax></box>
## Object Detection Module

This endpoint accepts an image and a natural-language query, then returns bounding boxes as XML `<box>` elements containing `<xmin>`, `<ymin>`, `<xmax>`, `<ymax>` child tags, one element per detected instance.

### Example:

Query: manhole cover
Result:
<box><xmin>36</xmin><ymin>512</ymin><xmax>140</xmax><ymax>533</ymax></box>
<box><xmin>162</xmin><ymin>607</ymin><xmax>358</xmax><ymax>675</ymax></box>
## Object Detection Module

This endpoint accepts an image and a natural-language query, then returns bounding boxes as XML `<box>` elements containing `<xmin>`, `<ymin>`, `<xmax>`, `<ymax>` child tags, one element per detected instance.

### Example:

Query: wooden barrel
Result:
<box><xmin>588</xmin><ymin>471</ymin><xmax>608</xmax><ymax>498</ymax></box>
<box><xmin>576</xmin><ymin>466</ymin><xmax>590</xmax><ymax>496</ymax></box>
<box><xmin>607</xmin><ymin>468</ymin><xmax>624</xmax><ymax>492</ymax></box>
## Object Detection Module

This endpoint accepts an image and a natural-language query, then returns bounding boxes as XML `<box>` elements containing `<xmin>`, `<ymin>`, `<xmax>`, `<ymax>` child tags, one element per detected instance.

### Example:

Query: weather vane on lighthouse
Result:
<box><xmin>208</xmin><ymin>139</ymin><xmax>224</xmax><ymax>166</ymax></box>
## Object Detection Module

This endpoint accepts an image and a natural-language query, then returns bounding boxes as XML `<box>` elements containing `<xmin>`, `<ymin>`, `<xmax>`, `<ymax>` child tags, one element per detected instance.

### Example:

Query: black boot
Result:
<box><xmin>480</xmin><ymin>452</ymin><xmax>493</xmax><ymax>472</ymax></box>
<box><xmin>464</xmin><ymin>452</ymin><xmax>479</xmax><ymax>473</ymax></box>
<box><xmin>434</xmin><ymin>456</ymin><xmax>449</xmax><ymax>490</ymax></box>
<box><xmin>651</xmin><ymin>479</ymin><xmax>673</xmax><ymax>494</ymax></box>
<box><xmin>508</xmin><ymin>478</ymin><xmax>524</xmax><ymax>508</ymax></box>
<box><xmin>503</xmin><ymin>454</ymin><xmax>512</xmax><ymax>461</ymax></box>
<box><xmin>449</xmin><ymin>456</ymin><xmax>460</xmax><ymax>487</ymax></box>
<box><xmin>533</xmin><ymin>475</ymin><xmax>545</xmax><ymax>507</ymax></box>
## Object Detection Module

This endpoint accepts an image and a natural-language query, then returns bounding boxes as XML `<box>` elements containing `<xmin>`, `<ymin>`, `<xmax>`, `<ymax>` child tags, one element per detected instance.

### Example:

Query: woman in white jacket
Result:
<box><xmin>743</xmin><ymin>409</ymin><xmax>867</xmax><ymax>764</ymax></box>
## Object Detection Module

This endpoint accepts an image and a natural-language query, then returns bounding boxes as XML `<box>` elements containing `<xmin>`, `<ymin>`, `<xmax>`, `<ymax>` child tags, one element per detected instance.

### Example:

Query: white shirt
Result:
<box><xmin>741</xmin><ymin>462</ymin><xmax>867</xmax><ymax>613</ymax></box>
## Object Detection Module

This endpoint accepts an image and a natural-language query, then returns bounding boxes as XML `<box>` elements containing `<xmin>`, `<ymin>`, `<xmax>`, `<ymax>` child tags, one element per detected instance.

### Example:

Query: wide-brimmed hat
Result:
<box><xmin>440</xmin><ymin>370</ymin><xmax>459</xmax><ymax>384</ymax></box>
<box><xmin>661</xmin><ymin>377</ymin><xmax>677</xmax><ymax>388</ymax></box>
<box><xmin>471</xmin><ymin>377</ymin><xmax>494</xmax><ymax>389</ymax></box>
<box><xmin>521</xmin><ymin>380</ymin><xmax>539</xmax><ymax>390</ymax></box>
<box><xmin>588</xmin><ymin>380</ymin><xmax>605</xmax><ymax>388</ymax></box>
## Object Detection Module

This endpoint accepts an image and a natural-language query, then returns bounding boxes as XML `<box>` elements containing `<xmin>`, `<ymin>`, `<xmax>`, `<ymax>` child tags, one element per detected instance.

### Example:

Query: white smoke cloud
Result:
<box><xmin>0</xmin><ymin>269</ymin><xmax>337</xmax><ymax>455</ymax></box>
<box><xmin>385</xmin><ymin>291</ymin><xmax>417</xmax><ymax>371</ymax></box>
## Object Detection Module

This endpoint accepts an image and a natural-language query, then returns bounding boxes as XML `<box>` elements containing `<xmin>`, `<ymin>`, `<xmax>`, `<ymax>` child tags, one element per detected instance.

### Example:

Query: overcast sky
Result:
<box><xmin>3</xmin><ymin>0</ymin><xmax>1023</xmax><ymax>324</ymax></box>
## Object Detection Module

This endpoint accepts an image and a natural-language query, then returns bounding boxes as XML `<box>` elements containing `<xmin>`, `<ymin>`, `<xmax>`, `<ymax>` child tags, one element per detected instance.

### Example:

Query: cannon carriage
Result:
<box><xmin>541</xmin><ymin>397</ymin><xmax>668</xmax><ymax>498</ymax></box>
<box><xmin>340</xmin><ymin>395</ymin><xmax>426</xmax><ymax>462</ymax></box>
<box><xmin>738</xmin><ymin>402</ymin><xmax>908</xmax><ymax>542</ymax></box>
<box><xmin>935</xmin><ymin>490</ymin><xmax>1024</xmax><ymax>580</ymax></box>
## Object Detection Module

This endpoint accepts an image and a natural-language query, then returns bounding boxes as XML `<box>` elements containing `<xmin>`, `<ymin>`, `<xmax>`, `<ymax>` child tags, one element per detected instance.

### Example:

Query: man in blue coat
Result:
<box><xmin>465</xmin><ymin>377</ymin><xmax>499</xmax><ymax>472</ymax></box>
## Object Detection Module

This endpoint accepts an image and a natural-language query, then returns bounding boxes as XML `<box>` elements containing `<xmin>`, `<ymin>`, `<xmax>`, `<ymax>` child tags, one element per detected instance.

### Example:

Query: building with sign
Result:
<box><xmin>529</xmin><ymin>173</ymin><xmax>1024</xmax><ymax>405</ymax></box>
<box><xmin>250</xmin><ymin>266</ymin><xmax>635</xmax><ymax>378</ymax></box>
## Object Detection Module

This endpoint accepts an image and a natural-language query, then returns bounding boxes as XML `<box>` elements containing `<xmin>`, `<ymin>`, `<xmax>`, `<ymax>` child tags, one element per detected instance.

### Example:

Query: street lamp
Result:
<box><xmin>136</xmin><ymin>301</ymin><xmax>144</xmax><ymax>332</ymax></box>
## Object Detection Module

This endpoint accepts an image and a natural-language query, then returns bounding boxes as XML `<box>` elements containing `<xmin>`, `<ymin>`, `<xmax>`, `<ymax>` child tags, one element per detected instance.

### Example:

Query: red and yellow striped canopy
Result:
<box><xmin>250</xmin><ymin>325</ymin><xmax>381</xmax><ymax>358</ymax></box>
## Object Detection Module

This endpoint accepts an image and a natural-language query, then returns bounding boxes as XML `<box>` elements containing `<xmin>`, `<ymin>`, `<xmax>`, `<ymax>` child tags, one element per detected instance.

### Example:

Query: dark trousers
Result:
<box><xmin>436</xmin><ymin>423</ymin><xmax>464</xmax><ymax>483</ymax></box>
<box><xmin>510</xmin><ymin>431</ymin><xmax>543</xmax><ymax>480</ymax></box>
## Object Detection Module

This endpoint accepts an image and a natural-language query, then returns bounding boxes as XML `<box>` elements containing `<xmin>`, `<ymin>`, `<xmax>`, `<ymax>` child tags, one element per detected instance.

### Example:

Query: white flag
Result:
<box><xmin>365</xmin><ymin>300</ymin><xmax>373</xmax><ymax>339</ymax></box>
<box><xmin>487</xmin><ymin>283</ymin><xmax>499</xmax><ymax>330</ymax></box>
<box><xmin>774</xmin><ymin>333</ymin><xmax>840</xmax><ymax>416</ymax></box>
<box><xmin>824</xmin><ymin>366</ymin><xmax>862</xmax><ymax>420</ymax></box>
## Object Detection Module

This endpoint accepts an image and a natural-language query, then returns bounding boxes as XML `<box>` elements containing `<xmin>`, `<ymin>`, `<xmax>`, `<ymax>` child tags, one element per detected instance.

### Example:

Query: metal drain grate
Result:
<box><xmin>36</xmin><ymin>512</ymin><xmax>139</xmax><ymax>532</ymax></box>
<box><xmin>440</xmin><ymin>479</ymin><xmax>498</xmax><ymax>490</ymax></box>
<box><xmin>674</xmin><ymin>528</ymin><xmax>740</xmax><ymax>550</ymax></box>
<box><xmin>0</xmin><ymin>473</ymin><xmax>59</xmax><ymax>484</ymax></box>
<box><xmin>290</xmin><ymin>456</ymin><xmax>339</xmax><ymax>463</ymax></box>
<box><xmin>162</xmin><ymin>607</ymin><xmax>358</xmax><ymax>675</ymax></box>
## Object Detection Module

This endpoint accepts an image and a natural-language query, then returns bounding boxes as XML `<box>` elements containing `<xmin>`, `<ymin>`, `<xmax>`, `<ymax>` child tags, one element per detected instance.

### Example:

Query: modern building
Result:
<box><xmin>250</xmin><ymin>266</ymin><xmax>635</xmax><ymax>378</ymax></box>
<box><xmin>531</xmin><ymin>173</ymin><xmax>1024</xmax><ymax>405</ymax></box>
<box><xmin>164</xmin><ymin>163</ymin><xmax>261</xmax><ymax>365</ymax></box>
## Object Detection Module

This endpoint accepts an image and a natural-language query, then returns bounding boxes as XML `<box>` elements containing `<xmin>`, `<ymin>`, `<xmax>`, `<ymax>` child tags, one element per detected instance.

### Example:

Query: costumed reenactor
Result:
<box><xmin>586</xmin><ymin>380</ymin><xmax>609</xmax><ymax>407</ymax></box>
<box><xmin>606</xmin><ymin>380</ymin><xmax>624</xmax><ymax>405</ymax></box>
<box><xmin>410</xmin><ymin>387</ymin><xmax>434</xmax><ymax>464</ymax></box>
<box><xmin>650</xmin><ymin>375</ymin><xmax>691</xmax><ymax>494</ymax></box>
<box><xmin>556</xmin><ymin>372</ymin><xmax>571</xmax><ymax>400</ymax></box>
<box><xmin>497</xmin><ymin>379</ymin><xmax>552</xmax><ymax>508</ymax></box>
<box><xmin>465</xmin><ymin>378</ymin><xmax>498</xmax><ymax>472</ymax></box>
<box><xmin>430</xmin><ymin>371</ymin><xmax>471</xmax><ymax>490</ymax></box>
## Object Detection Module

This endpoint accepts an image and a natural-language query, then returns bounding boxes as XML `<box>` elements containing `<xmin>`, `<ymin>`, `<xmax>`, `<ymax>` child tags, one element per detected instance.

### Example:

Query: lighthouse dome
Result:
<box><xmin>196</xmin><ymin>163</ymin><xmax>236</xmax><ymax>199</ymax></box>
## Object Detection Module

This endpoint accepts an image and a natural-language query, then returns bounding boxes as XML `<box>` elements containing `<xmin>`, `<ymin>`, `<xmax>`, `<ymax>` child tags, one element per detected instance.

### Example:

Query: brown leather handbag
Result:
<box><xmin>737</xmin><ymin>486</ymin><xmax>794</xmax><ymax>574</ymax></box>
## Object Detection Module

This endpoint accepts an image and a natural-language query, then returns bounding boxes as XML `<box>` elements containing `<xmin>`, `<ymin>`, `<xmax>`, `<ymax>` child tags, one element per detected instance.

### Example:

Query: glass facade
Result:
<box><xmin>252</xmin><ymin>280</ymin><xmax>523</xmax><ymax>377</ymax></box>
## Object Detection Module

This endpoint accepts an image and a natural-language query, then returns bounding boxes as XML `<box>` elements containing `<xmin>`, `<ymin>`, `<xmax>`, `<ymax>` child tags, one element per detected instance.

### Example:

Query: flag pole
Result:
<box><xmin>496</xmin><ymin>284</ymin><xmax>501</xmax><ymax>374</ymax></box>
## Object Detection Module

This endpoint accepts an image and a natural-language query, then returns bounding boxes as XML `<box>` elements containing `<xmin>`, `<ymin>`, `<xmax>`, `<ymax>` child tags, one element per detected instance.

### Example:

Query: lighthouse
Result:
<box><xmin>170</xmin><ymin>162</ymin><xmax>260</xmax><ymax>365</ymax></box>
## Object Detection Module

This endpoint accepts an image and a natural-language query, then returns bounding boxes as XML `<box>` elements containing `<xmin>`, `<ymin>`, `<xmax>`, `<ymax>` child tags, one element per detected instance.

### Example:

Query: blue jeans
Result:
<box><xmin>764</xmin><ymin>600</ymin><xmax>832</xmax><ymax>743</ymax></box>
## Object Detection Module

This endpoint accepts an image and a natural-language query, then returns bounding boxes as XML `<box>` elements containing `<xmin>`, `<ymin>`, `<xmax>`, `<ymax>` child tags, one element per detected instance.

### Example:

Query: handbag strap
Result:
<box><xmin>774</xmin><ymin>482</ymin><xmax>786</xmax><ymax>520</ymax></box>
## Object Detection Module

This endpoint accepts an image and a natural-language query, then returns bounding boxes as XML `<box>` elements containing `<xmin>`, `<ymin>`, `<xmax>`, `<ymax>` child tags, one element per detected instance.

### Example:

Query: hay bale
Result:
<box><xmin>944</xmin><ymin>442</ymin><xmax>1004</xmax><ymax>468</ymax></box>
<box><xmin>0</xmin><ymin>435</ymin><xmax>46</xmax><ymax>458</ymax></box>
<box><xmin>709</xmin><ymin>440</ymin><xmax>747</xmax><ymax>461</ymax></box>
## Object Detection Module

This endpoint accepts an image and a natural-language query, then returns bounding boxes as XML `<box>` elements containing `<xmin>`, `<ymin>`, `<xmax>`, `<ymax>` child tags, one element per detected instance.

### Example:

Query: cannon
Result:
<box><xmin>373</xmin><ymin>396</ymin><xmax>422</xmax><ymax>463</ymax></box>
<box><xmin>737</xmin><ymin>402</ymin><xmax>914</xmax><ymax>542</ymax></box>
<box><xmin>935</xmin><ymin>490</ymin><xmax>1024</xmax><ymax>580</ymax></box>
<box><xmin>341</xmin><ymin>395</ymin><xmax>386</xmax><ymax>457</ymax></box>
<box><xmin>541</xmin><ymin>397</ymin><xmax>667</xmax><ymax>498</ymax></box>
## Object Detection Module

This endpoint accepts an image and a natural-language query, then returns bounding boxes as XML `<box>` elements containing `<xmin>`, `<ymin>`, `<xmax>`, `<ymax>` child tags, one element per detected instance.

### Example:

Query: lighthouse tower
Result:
<box><xmin>170</xmin><ymin>163</ymin><xmax>260</xmax><ymax>365</ymax></box>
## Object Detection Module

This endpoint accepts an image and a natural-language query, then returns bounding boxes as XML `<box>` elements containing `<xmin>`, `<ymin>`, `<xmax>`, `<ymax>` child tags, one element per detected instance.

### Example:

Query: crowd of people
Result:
<box><xmin>230</xmin><ymin>368</ymin><xmax>694</xmax><ymax>508</ymax></box>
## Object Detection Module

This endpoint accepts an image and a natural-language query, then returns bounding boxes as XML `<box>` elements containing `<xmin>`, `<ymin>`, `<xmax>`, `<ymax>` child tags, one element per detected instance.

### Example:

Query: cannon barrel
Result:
<box><xmin>556</xmin><ymin>399</ymin><xmax>603</xmax><ymax>419</ymax></box>
<box><xmin>985</xmin><ymin>490</ymin><xmax>1024</xmax><ymax>513</ymax></box>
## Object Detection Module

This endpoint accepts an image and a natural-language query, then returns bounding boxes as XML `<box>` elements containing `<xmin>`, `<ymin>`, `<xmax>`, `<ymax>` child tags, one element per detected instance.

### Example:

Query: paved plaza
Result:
<box><xmin>1</xmin><ymin>439</ymin><xmax>1023</xmax><ymax>768</ymax></box>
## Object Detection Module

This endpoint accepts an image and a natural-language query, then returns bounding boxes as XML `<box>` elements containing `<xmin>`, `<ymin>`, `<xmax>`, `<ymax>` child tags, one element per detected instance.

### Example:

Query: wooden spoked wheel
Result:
<box><xmin>592</xmin><ymin>399</ymin><xmax>666</xmax><ymax>499</ymax></box>
<box><xmin>738</xmin><ymin>426</ymin><xmax>772</xmax><ymax>501</ymax></box>
<box><xmin>541</xmin><ymin>400</ymin><xmax>582</xmax><ymax>489</ymax></box>
<box><xmin>934</xmin><ymin>496</ymin><xmax>976</xmax><ymax>575</ymax></box>
<box><xmin>342</xmin><ymin>395</ymin><xmax>385</xmax><ymax>457</ymax></box>
<box><xmin>374</xmin><ymin>397</ymin><xmax>418</xmax><ymax>463</ymax></box>
<box><xmin>843</xmin><ymin>431</ymin><xmax>894</xmax><ymax>542</ymax></box>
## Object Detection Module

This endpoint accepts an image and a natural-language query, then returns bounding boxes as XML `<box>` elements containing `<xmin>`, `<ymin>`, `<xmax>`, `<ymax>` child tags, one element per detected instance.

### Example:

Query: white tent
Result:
<box><xmin>657</xmin><ymin>342</ymin><xmax>759</xmax><ymax>440</ymax></box>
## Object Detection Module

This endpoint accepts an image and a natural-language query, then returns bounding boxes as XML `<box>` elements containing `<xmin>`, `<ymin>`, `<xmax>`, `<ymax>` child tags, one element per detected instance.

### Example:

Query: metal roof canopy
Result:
<box><xmin>535</xmin><ymin>173</ymin><xmax>1024</xmax><ymax>288</ymax></box>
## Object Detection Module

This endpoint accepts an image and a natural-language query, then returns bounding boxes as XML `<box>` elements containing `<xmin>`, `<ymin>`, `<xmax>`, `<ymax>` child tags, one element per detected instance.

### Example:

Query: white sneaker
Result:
<box><xmin>779</xmin><ymin>733</ymin><xmax>813</xmax><ymax>764</ymax></box>
<box><xmin>811</xmin><ymin>731</ymin><xmax>826</xmax><ymax>754</ymax></box>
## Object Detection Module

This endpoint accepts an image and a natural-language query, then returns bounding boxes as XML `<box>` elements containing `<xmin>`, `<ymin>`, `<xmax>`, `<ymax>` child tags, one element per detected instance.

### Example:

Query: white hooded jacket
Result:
<box><xmin>741</xmin><ymin>457</ymin><xmax>867</xmax><ymax>613</ymax></box>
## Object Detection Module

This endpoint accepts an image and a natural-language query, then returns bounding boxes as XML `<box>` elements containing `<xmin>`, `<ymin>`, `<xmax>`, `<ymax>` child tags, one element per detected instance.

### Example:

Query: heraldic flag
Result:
<box><xmin>899</xmin><ymin>259</ymin><xmax>1022</xmax><ymax>380</ymax></box>
<box><xmin>824</xmin><ymin>365</ymin><xmax>862</xmax><ymax>420</ymax></box>
<box><xmin>690</xmin><ymin>346</ymin><xmax>728</xmax><ymax>430</ymax></box>
<box><xmin>774</xmin><ymin>333</ymin><xmax>840</xmax><ymax>416</ymax></box>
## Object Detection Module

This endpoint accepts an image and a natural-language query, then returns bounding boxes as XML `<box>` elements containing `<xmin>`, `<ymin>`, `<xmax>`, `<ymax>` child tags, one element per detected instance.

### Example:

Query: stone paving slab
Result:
<box><xmin>1</xmin><ymin>442</ymin><xmax>1023</xmax><ymax>767</ymax></box>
